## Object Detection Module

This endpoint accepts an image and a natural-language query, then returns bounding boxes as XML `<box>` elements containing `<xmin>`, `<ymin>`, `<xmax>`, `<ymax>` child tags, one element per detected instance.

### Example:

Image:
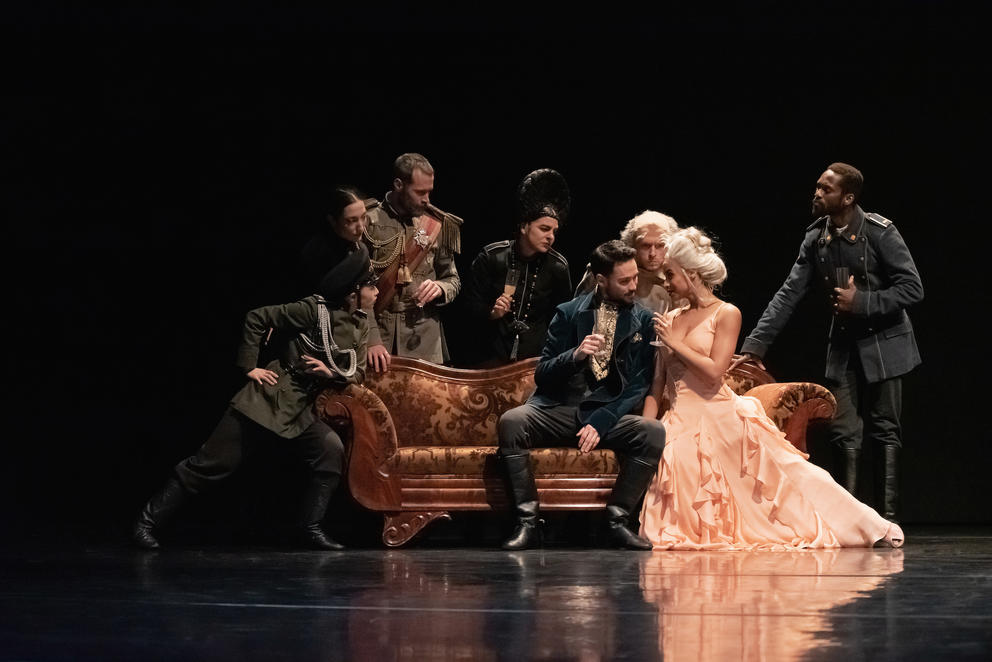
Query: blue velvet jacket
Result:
<box><xmin>528</xmin><ymin>290</ymin><xmax>656</xmax><ymax>436</ymax></box>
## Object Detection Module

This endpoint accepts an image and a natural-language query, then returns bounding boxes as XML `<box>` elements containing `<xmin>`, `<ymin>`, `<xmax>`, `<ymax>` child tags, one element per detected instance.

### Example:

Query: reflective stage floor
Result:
<box><xmin>1</xmin><ymin>526</ymin><xmax>989</xmax><ymax>661</ymax></box>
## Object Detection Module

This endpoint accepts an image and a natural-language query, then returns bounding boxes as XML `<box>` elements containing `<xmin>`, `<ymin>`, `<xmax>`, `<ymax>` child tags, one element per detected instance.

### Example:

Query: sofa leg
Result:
<box><xmin>382</xmin><ymin>511</ymin><xmax>452</xmax><ymax>547</ymax></box>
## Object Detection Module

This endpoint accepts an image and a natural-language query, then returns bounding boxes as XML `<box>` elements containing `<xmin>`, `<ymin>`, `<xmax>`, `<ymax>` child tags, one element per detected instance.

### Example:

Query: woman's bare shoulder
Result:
<box><xmin>715</xmin><ymin>301</ymin><xmax>742</xmax><ymax>328</ymax></box>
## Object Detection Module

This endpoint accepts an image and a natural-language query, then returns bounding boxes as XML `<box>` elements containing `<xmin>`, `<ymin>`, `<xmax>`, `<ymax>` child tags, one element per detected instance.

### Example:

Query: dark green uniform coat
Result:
<box><xmin>230</xmin><ymin>296</ymin><xmax>368</xmax><ymax>438</ymax></box>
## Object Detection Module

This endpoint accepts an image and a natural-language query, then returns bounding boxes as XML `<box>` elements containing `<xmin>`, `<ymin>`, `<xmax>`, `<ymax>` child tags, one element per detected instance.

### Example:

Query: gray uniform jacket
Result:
<box><xmin>364</xmin><ymin>193</ymin><xmax>461</xmax><ymax>363</ymax></box>
<box><xmin>740</xmin><ymin>205</ymin><xmax>923</xmax><ymax>383</ymax></box>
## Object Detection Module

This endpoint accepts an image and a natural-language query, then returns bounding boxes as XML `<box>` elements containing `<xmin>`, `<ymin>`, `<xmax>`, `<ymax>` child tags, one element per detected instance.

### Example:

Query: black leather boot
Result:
<box><xmin>882</xmin><ymin>446</ymin><xmax>899</xmax><ymax>523</ymax></box>
<box><xmin>300</xmin><ymin>473</ymin><xmax>344</xmax><ymax>550</ymax></box>
<box><xmin>132</xmin><ymin>476</ymin><xmax>189</xmax><ymax>549</ymax></box>
<box><xmin>605</xmin><ymin>457</ymin><xmax>656</xmax><ymax>550</ymax></box>
<box><xmin>501</xmin><ymin>453</ymin><xmax>543</xmax><ymax>550</ymax></box>
<box><xmin>842</xmin><ymin>448</ymin><xmax>860</xmax><ymax>495</ymax></box>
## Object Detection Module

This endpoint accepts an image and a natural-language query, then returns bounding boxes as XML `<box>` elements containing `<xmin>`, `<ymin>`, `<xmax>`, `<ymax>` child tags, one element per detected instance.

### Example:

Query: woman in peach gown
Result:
<box><xmin>638</xmin><ymin>227</ymin><xmax>903</xmax><ymax>550</ymax></box>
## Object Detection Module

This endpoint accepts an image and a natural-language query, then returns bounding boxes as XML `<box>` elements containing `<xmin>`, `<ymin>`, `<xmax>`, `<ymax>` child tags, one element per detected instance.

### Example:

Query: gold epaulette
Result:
<box><xmin>426</xmin><ymin>203</ymin><xmax>464</xmax><ymax>255</ymax></box>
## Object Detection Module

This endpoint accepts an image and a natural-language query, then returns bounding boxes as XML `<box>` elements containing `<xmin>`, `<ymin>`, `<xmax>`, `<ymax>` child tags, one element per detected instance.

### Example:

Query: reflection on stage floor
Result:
<box><xmin>1</xmin><ymin>527</ymin><xmax>989</xmax><ymax>660</ymax></box>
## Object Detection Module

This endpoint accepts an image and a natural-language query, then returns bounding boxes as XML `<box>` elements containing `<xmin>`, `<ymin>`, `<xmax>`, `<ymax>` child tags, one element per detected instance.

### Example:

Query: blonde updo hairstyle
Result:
<box><xmin>664</xmin><ymin>227</ymin><xmax>728</xmax><ymax>290</ymax></box>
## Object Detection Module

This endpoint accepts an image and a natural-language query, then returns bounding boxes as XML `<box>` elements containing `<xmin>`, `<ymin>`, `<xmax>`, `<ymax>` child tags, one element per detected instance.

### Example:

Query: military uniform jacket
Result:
<box><xmin>231</xmin><ymin>296</ymin><xmax>369</xmax><ymax>438</ymax></box>
<box><xmin>364</xmin><ymin>193</ymin><xmax>461</xmax><ymax>363</ymax></box>
<box><xmin>529</xmin><ymin>290</ymin><xmax>657</xmax><ymax>436</ymax></box>
<box><xmin>465</xmin><ymin>239</ymin><xmax>572</xmax><ymax>362</ymax></box>
<box><xmin>740</xmin><ymin>205</ymin><xmax>923</xmax><ymax>383</ymax></box>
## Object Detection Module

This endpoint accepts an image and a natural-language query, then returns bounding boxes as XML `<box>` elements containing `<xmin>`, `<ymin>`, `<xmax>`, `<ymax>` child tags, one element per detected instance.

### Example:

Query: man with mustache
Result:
<box><xmin>737</xmin><ymin>162</ymin><xmax>923</xmax><ymax>523</ymax></box>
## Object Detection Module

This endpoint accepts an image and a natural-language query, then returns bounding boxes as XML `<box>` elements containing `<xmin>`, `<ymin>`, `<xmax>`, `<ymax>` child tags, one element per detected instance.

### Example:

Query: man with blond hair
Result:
<box><xmin>575</xmin><ymin>210</ymin><xmax>679</xmax><ymax>313</ymax></box>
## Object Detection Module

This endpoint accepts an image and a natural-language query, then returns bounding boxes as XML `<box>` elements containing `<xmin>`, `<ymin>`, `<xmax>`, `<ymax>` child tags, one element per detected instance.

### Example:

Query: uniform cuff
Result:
<box><xmin>852</xmin><ymin>289</ymin><xmax>870</xmax><ymax>317</ymax></box>
<box><xmin>739</xmin><ymin>338</ymin><xmax>767</xmax><ymax>359</ymax></box>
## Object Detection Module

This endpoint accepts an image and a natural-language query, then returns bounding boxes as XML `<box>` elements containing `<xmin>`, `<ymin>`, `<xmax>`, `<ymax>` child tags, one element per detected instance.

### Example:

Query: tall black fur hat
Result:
<box><xmin>516</xmin><ymin>168</ymin><xmax>571</xmax><ymax>227</ymax></box>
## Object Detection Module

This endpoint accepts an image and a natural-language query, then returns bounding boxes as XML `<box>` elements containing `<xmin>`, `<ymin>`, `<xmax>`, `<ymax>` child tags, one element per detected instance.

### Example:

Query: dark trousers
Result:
<box><xmin>498</xmin><ymin>403</ymin><xmax>665</xmax><ymax>464</ymax></box>
<box><xmin>174</xmin><ymin>408</ymin><xmax>345</xmax><ymax>494</ymax></box>
<box><xmin>826</xmin><ymin>353</ymin><xmax>903</xmax><ymax>452</ymax></box>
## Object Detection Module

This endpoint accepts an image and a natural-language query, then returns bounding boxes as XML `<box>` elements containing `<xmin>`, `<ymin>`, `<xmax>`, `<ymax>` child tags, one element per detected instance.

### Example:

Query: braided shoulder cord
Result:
<box><xmin>314</xmin><ymin>299</ymin><xmax>357</xmax><ymax>378</ymax></box>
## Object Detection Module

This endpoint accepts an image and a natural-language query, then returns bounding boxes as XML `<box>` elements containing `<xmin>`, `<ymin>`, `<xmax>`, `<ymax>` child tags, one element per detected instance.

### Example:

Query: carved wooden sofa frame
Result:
<box><xmin>315</xmin><ymin>356</ymin><xmax>836</xmax><ymax>547</ymax></box>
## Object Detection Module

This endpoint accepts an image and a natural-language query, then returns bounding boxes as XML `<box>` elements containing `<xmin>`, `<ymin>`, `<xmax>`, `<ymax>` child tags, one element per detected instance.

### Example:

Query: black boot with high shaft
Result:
<box><xmin>605</xmin><ymin>457</ymin><xmax>657</xmax><ymax>550</ymax></box>
<box><xmin>300</xmin><ymin>473</ymin><xmax>345</xmax><ymax>550</ymax></box>
<box><xmin>501</xmin><ymin>453</ymin><xmax>543</xmax><ymax>550</ymax></box>
<box><xmin>132</xmin><ymin>476</ymin><xmax>189</xmax><ymax>550</ymax></box>
<box><xmin>882</xmin><ymin>446</ymin><xmax>900</xmax><ymax>523</ymax></box>
<box><xmin>842</xmin><ymin>448</ymin><xmax>860</xmax><ymax>495</ymax></box>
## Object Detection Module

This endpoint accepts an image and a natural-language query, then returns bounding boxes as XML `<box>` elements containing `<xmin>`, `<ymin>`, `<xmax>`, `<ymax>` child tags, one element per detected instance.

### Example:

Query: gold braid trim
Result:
<box><xmin>364</xmin><ymin>228</ymin><xmax>405</xmax><ymax>271</ymax></box>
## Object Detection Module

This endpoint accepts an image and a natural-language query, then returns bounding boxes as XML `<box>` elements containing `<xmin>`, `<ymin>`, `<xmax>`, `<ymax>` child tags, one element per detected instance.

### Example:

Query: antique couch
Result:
<box><xmin>315</xmin><ymin>356</ymin><xmax>836</xmax><ymax>547</ymax></box>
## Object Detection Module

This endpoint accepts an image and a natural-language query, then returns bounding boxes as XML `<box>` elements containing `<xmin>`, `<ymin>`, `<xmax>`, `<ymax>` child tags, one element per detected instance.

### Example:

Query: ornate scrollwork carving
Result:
<box><xmin>382</xmin><ymin>511</ymin><xmax>452</xmax><ymax>547</ymax></box>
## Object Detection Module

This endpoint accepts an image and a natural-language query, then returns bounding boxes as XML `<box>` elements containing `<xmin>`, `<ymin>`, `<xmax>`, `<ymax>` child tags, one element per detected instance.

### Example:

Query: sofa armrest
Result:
<box><xmin>742</xmin><ymin>382</ymin><xmax>837</xmax><ymax>453</ymax></box>
<box><xmin>315</xmin><ymin>384</ymin><xmax>402</xmax><ymax>510</ymax></box>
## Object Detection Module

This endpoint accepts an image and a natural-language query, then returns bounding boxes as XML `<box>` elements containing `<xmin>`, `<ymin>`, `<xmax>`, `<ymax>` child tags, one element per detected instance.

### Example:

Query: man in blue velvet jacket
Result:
<box><xmin>497</xmin><ymin>240</ymin><xmax>666</xmax><ymax>550</ymax></box>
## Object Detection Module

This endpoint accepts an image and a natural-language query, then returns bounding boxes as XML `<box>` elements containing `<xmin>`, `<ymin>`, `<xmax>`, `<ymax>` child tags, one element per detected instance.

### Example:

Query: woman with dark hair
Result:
<box><xmin>299</xmin><ymin>185</ymin><xmax>369</xmax><ymax>294</ymax></box>
<box><xmin>464</xmin><ymin>169</ymin><xmax>573</xmax><ymax>365</ymax></box>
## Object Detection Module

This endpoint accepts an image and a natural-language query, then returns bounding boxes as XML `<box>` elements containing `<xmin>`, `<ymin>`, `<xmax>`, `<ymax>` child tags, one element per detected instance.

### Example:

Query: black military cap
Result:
<box><xmin>319</xmin><ymin>244</ymin><xmax>374</xmax><ymax>303</ymax></box>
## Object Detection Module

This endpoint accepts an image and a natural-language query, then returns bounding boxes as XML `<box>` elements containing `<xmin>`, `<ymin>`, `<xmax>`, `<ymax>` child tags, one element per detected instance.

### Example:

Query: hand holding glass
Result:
<box><xmin>834</xmin><ymin>266</ymin><xmax>851</xmax><ymax>289</ymax></box>
<box><xmin>503</xmin><ymin>267</ymin><xmax>519</xmax><ymax>297</ymax></box>
<box><xmin>589</xmin><ymin>308</ymin><xmax>608</xmax><ymax>359</ymax></box>
<box><xmin>650</xmin><ymin>312</ymin><xmax>666</xmax><ymax>347</ymax></box>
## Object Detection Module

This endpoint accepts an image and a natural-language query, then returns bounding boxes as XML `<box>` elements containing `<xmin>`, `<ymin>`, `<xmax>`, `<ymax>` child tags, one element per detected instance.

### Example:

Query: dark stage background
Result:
<box><xmin>5</xmin><ymin>5</ymin><xmax>988</xmax><ymax>541</ymax></box>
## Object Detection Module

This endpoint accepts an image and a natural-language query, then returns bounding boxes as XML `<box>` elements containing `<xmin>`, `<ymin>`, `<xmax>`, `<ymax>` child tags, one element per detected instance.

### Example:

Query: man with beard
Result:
<box><xmin>363</xmin><ymin>153</ymin><xmax>463</xmax><ymax>371</ymax></box>
<box><xmin>575</xmin><ymin>210</ymin><xmax>679</xmax><ymax>313</ymax></box>
<box><xmin>737</xmin><ymin>162</ymin><xmax>923</xmax><ymax>522</ymax></box>
<box><xmin>496</xmin><ymin>240</ymin><xmax>666</xmax><ymax>550</ymax></box>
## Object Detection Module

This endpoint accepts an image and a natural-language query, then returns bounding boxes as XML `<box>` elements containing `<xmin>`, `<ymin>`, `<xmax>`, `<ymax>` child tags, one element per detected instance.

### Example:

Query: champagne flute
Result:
<box><xmin>834</xmin><ymin>266</ymin><xmax>851</xmax><ymax>288</ymax></box>
<box><xmin>649</xmin><ymin>311</ymin><xmax>666</xmax><ymax>347</ymax></box>
<box><xmin>504</xmin><ymin>267</ymin><xmax>520</xmax><ymax>298</ymax></box>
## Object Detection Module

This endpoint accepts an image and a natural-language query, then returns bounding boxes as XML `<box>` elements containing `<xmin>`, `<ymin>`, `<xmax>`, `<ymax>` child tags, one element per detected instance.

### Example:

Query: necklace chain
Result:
<box><xmin>510</xmin><ymin>246</ymin><xmax>541</xmax><ymax>325</ymax></box>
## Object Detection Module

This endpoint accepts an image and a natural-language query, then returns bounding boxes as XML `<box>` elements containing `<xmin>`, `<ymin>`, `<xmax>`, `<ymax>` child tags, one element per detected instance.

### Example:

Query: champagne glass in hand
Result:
<box><xmin>490</xmin><ymin>267</ymin><xmax>519</xmax><ymax>320</ymax></box>
<box><xmin>504</xmin><ymin>267</ymin><xmax>520</xmax><ymax>297</ymax></box>
<box><xmin>834</xmin><ymin>266</ymin><xmax>851</xmax><ymax>288</ymax></box>
<box><xmin>650</xmin><ymin>311</ymin><xmax>666</xmax><ymax>347</ymax></box>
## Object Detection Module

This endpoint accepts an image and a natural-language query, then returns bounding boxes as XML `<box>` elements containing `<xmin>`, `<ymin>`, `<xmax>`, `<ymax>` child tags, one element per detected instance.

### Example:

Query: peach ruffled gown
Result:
<box><xmin>639</xmin><ymin>304</ymin><xmax>891</xmax><ymax>550</ymax></box>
